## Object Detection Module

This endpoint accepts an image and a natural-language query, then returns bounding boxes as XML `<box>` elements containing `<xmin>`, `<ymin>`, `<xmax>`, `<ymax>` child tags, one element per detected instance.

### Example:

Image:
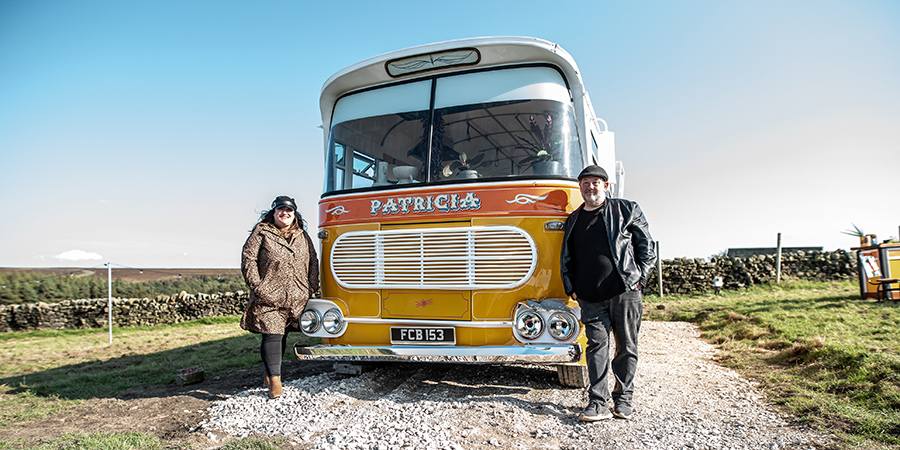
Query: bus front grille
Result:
<box><xmin>330</xmin><ymin>225</ymin><xmax>537</xmax><ymax>290</ymax></box>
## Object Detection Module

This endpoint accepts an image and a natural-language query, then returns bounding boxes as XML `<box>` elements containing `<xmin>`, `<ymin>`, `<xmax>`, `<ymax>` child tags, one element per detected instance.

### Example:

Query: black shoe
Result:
<box><xmin>578</xmin><ymin>399</ymin><xmax>612</xmax><ymax>421</ymax></box>
<box><xmin>612</xmin><ymin>403</ymin><xmax>633</xmax><ymax>420</ymax></box>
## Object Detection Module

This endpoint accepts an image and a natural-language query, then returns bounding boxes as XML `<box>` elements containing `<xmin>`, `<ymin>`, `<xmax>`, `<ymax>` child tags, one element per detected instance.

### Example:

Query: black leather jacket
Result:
<box><xmin>560</xmin><ymin>197</ymin><xmax>656</xmax><ymax>297</ymax></box>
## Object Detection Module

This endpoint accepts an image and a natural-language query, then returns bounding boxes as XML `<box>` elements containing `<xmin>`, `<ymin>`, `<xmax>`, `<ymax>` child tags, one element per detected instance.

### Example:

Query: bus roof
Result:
<box><xmin>319</xmin><ymin>36</ymin><xmax>589</xmax><ymax>135</ymax></box>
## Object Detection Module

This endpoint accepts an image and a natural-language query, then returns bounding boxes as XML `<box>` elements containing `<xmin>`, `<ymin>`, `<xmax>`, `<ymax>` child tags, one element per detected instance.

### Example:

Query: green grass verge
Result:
<box><xmin>0</xmin><ymin>316</ymin><xmax>319</xmax><ymax>441</ymax></box>
<box><xmin>644</xmin><ymin>280</ymin><xmax>900</xmax><ymax>448</ymax></box>
<box><xmin>31</xmin><ymin>431</ymin><xmax>164</xmax><ymax>449</ymax></box>
<box><xmin>0</xmin><ymin>431</ymin><xmax>285</xmax><ymax>450</ymax></box>
<box><xmin>0</xmin><ymin>317</ymin><xmax>262</xmax><ymax>400</ymax></box>
<box><xmin>0</xmin><ymin>431</ymin><xmax>286</xmax><ymax>450</ymax></box>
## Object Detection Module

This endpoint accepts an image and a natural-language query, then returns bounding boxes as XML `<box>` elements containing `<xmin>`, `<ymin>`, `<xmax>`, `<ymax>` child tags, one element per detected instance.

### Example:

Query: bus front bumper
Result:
<box><xmin>294</xmin><ymin>343</ymin><xmax>581</xmax><ymax>364</ymax></box>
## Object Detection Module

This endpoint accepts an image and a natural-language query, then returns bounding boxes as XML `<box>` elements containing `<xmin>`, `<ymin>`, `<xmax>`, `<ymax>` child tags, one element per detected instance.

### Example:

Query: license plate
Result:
<box><xmin>390</xmin><ymin>327</ymin><xmax>455</xmax><ymax>345</ymax></box>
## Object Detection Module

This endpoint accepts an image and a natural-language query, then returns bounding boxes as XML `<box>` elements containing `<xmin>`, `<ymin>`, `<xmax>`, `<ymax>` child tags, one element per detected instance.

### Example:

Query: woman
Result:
<box><xmin>240</xmin><ymin>195</ymin><xmax>319</xmax><ymax>399</ymax></box>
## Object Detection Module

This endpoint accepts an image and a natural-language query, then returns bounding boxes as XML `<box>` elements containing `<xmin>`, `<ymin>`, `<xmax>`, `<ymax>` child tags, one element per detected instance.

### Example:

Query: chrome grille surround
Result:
<box><xmin>330</xmin><ymin>225</ymin><xmax>537</xmax><ymax>290</ymax></box>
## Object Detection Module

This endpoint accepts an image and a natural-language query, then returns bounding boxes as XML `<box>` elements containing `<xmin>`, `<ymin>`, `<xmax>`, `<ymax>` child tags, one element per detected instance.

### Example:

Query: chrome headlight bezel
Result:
<box><xmin>547</xmin><ymin>311</ymin><xmax>577</xmax><ymax>341</ymax></box>
<box><xmin>298</xmin><ymin>299</ymin><xmax>347</xmax><ymax>338</ymax></box>
<box><xmin>322</xmin><ymin>308</ymin><xmax>344</xmax><ymax>334</ymax></box>
<box><xmin>515</xmin><ymin>310</ymin><xmax>544</xmax><ymax>340</ymax></box>
<box><xmin>511</xmin><ymin>299</ymin><xmax>581</xmax><ymax>344</ymax></box>
<box><xmin>299</xmin><ymin>309</ymin><xmax>321</xmax><ymax>333</ymax></box>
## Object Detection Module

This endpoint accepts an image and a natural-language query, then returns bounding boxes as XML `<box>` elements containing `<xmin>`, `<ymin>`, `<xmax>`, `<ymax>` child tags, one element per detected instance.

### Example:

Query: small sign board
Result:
<box><xmin>861</xmin><ymin>255</ymin><xmax>882</xmax><ymax>279</ymax></box>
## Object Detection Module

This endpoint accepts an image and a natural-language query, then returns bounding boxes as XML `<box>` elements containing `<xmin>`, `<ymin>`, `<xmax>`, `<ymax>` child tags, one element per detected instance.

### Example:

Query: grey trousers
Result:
<box><xmin>579</xmin><ymin>290</ymin><xmax>643</xmax><ymax>406</ymax></box>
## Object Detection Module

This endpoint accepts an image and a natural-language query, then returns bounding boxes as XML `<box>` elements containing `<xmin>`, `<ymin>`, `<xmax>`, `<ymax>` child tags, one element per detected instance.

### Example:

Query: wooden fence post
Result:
<box><xmin>776</xmin><ymin>233</ymin><xmax>782</xmax><ymax>283</ymax></box>
<box><xmin>656</xmin><ymin>241</ymin><xmax>663</xmax><ymax>297</ymax></box>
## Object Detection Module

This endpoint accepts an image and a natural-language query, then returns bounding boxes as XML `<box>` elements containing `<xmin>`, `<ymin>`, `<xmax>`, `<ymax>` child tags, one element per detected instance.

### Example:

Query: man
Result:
<box><xmin>560</xmin><ymin>165</ymin><xmax>656</xmax><ymax>421</ymax></box>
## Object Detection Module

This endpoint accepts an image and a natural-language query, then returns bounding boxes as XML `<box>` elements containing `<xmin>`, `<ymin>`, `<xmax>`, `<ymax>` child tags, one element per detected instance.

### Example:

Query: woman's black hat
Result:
<box><xmin>271</xmin><ymin>196</ymin><xmax>297</xmax><ymax>211</ymax></box>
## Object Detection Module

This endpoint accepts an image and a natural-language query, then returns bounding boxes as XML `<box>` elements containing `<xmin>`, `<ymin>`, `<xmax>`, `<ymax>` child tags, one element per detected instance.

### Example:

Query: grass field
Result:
<box><xmin>0</xmin><ymin>317</ymin><xmax>256</xmax><ymax>424</ymax></box>
<box><xmin>0</xmin><ymin>316</ymin><xmax>317</xmax><ymax>449</ymax></box>
<box><xmin>0</xmin><ymin>280</ymin><xmax>898</xmax><ymax>448</ymax></box>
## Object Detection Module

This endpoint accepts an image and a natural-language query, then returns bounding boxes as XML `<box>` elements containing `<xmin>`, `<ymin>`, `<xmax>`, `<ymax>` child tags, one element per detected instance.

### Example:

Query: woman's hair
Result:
<box><xmin>258</xmin><ymin>208</ymin><xmax>306</xmax><ymax>235</ymax></box>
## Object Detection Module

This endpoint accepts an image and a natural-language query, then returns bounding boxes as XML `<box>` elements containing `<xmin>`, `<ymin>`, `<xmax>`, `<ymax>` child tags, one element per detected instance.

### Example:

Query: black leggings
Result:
<box><xmin>261</xmin><ymin>333</ymin><xmax>288</xmax><ymax>377</ymax></box>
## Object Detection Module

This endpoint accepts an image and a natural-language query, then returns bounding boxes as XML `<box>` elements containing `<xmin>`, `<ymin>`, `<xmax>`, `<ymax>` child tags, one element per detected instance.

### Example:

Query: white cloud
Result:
<box><xmin>55</xmin><ymin>250</ymin><xmax>103</xmax><ymax>261</ymax></box>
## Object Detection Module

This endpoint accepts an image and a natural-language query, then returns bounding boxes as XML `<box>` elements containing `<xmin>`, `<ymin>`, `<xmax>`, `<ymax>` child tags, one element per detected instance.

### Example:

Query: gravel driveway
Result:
<box><xmin>198</xmin><ymin>321</ymin><xmax>837</xmax><ymax>449</ymax></box>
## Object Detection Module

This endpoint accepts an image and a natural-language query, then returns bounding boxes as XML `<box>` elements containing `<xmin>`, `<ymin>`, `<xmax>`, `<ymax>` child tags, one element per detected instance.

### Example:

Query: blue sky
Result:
<box><xmin>1</xmin><ymin>0</ymin><xmax>898</xmax><ymax>268</ymax></box>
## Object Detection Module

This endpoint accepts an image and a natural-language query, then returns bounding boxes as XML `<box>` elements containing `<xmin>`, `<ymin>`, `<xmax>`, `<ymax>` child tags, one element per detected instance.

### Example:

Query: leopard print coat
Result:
<box><xmin>239</xmin><ymin>222</ymin><xmax>320</xmax><ymax>334</ymax></box>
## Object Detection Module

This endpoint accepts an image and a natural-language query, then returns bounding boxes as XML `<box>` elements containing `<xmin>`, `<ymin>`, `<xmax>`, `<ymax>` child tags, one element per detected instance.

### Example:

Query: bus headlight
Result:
<box><xmin>547</xmin><ymin>312</ymin><xmax>576</xmax><ymax>340</ymax></box>
<box><xmin>299</xmin><ymin>309</ymin><xmax>320</xmax><ymax>333</ymax></box>
<box><xmin>322</xmin><ymin>308</ymin><xmax>344</xmax><ymax>334</ymax></box>
<box><xmin>515</xmin><ymin>310</ymin><xmax>543</xmax><ymax>340</ymax></box>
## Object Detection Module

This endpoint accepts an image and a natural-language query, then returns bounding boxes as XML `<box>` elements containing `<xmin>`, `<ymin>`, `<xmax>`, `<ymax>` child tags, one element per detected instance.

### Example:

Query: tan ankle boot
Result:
<box><xmin>268</xmin><ymin>376</ymin><xmax>282</xmax><ymax>398</ymax></box>
<box><xmin>264</xmin><ymin>374</ymin><xmax>271</xmax><ymax>388</ymax></box>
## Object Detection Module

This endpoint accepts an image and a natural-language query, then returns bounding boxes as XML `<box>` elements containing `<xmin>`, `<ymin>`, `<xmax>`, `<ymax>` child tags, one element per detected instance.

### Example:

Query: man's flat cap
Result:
<box><xmin>577</xmin><ymin>165</ymin><xmax>608</xmax><ymax>181</ymax></box>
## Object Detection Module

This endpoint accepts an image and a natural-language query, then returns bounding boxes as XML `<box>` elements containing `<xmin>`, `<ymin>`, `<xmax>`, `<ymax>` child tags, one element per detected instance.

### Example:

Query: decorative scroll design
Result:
<box><xmin>505</xmin><ymin>193</ymin><xmax>549</xmax><ymax>205</ymax></box>
<box><xmin>325</xmin><ymin>205</ymin><xmax>349</xmax><ymax>216</ymax></box>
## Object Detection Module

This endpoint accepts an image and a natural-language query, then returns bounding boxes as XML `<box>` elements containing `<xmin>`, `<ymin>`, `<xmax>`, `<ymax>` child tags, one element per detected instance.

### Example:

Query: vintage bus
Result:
<box><xmin>294</xmin><ymin>36</ymin><xmax>622</xmax><ymax>387</ymax></box>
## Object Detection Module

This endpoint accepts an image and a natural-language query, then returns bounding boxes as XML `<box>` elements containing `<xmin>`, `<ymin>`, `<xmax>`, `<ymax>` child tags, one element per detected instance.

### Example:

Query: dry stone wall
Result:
<box><xmin>0</xmin><ymin>250</ymin><xmax>858</xmax><ymax>332</ymax></box>
<box><xmin>0</xmin><ymin>291</ymin><xmax>249</xmax><ymax>332</ymax></box>
<box><xmin>646</xmin><ymin>249</ymin><xmax>856</xmax><ymax>296</ymax></box>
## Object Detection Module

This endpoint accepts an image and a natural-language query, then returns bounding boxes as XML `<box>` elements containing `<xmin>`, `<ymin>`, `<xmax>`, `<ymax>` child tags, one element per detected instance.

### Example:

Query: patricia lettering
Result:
<box><xmin>370</xmin><ymin>192</ymin><xmax>482</xmax><ymax>216</ymax></box>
